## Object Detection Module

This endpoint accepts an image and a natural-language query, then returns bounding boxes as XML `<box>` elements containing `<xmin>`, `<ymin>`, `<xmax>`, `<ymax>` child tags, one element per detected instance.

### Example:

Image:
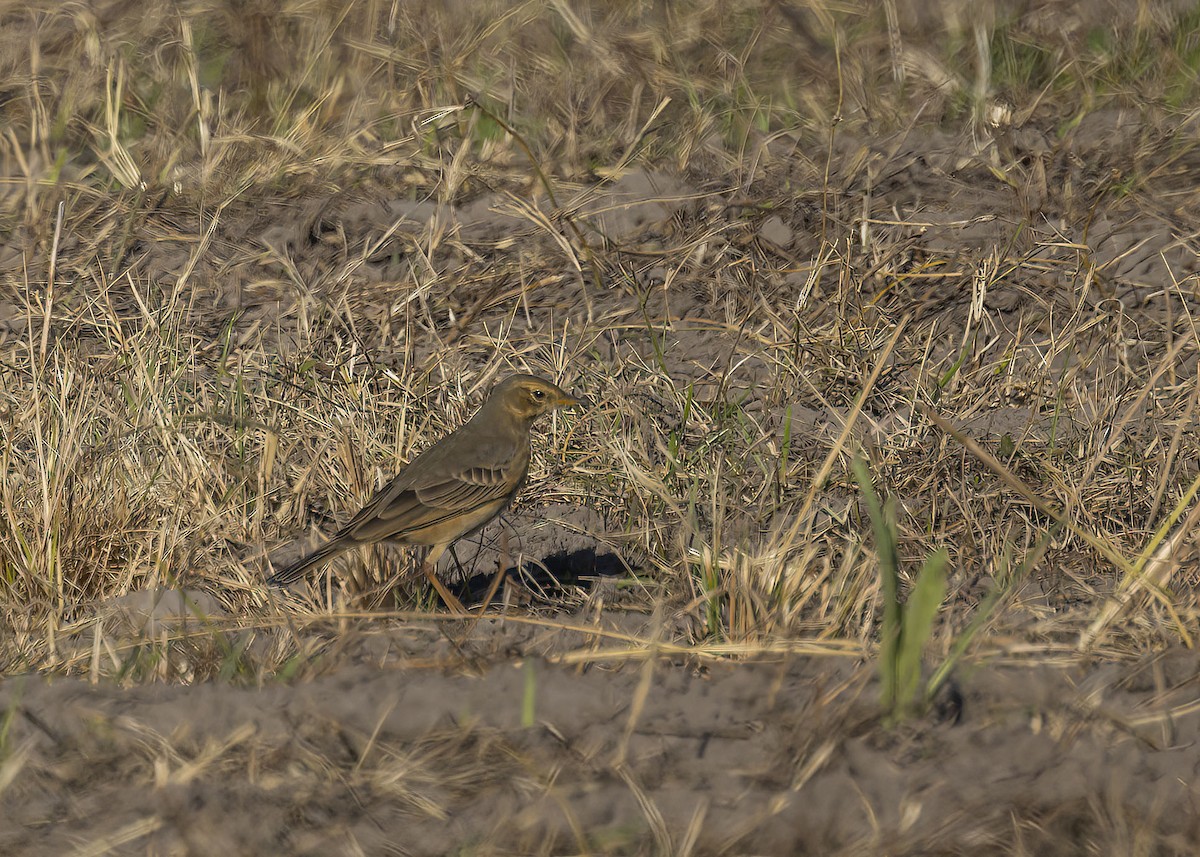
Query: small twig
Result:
<box><xmin>40</xmin><ymin>200</ymin><xmax>65</xmax><ymax>364</ymax></box>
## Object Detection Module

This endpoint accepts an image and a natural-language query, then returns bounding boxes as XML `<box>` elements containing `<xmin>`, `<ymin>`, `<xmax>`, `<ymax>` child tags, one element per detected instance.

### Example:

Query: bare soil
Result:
<box><xmin>4</xmin><ymin>625</ymin><xmax>1200</xmax><ymax>855</ymax></box>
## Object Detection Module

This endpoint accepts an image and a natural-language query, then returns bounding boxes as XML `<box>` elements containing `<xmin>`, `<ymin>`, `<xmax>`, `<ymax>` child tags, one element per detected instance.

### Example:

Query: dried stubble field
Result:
<box><xmin>3</xmin><ymin>0</ymin><xmax>1200</xmax><ymax>854</ymax></box>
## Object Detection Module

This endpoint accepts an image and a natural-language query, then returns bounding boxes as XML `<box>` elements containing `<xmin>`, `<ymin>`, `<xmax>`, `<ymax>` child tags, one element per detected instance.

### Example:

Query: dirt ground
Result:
<box><xmin>4</xmin><ymin>619</ymin><xmax>1200</xmax><ymax>855</ymax></box>
<box><xmin>4</xmin><ymin>1</ymin><xmax>1200</xmax><ymax>855</ymax></box>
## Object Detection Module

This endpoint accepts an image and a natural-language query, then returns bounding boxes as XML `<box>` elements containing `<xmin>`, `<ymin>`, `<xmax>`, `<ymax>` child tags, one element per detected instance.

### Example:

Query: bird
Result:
<box><xmin>267</xmin><ymin>374</ymin><xmax>580</xmax><ymax>612</ymax></box>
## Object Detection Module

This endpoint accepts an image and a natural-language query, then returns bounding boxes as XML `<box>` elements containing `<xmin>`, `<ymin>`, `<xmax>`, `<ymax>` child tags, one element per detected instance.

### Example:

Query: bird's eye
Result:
<box><xmin>531</xmin><ymin>389</ymin><xmax>546</xmax><ymax>400</ymax></box>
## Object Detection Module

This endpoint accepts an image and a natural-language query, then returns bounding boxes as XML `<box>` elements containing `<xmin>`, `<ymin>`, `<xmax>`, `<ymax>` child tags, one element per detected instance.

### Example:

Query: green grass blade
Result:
<box><xmin>897</xmin><ymin>547</ymin><xmax>948</xmax><ymax>714</ymax></box>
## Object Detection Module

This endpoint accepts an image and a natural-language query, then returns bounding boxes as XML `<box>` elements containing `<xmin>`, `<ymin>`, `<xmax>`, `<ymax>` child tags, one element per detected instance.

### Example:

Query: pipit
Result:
<box><xmin>267</xmin><ymin>374</ymin><xmax>579</xmax><ymax>612</ymax></box>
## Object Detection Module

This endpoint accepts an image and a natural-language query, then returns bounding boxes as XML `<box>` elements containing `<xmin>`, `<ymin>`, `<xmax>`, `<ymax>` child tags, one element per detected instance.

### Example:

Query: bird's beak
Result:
<box><xmin>556</xmin><ymin>391</ymin><xmax>583</xmax><ymax>409</ymax></box>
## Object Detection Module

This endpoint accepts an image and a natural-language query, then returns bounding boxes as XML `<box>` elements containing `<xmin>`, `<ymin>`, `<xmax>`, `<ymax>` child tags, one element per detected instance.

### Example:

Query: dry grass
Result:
<box><xmin>3</xmin><ymin>0</ymin><xmax>1200</xmax><ymax>851</ymax></box>
<box><xmin>1</xmin><ymin>0</ymin><xmax>1198</xmax><ymax>669</ymax></box>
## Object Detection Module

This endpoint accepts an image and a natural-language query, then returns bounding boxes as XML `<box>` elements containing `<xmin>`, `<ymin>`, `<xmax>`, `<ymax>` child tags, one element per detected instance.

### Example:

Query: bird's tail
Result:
<box><xmin>267</xmin><ymin>536</ymin><xmax>351</xmax><ymax>586</ymax></box>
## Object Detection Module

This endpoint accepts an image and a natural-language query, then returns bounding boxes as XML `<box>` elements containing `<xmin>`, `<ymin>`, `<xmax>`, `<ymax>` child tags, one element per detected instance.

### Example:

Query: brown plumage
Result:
<box><xmin>268</xmin><ymin>375</ymin><xmax>579</xmax><ymax>610</ymax></box>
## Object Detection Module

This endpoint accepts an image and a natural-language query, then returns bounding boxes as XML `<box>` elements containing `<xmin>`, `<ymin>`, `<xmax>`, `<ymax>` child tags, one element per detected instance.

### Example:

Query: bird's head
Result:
<box><xmin>490</xmin><ymin>374</ymin><xmax>581</xmax><ymax>423</ymax></box>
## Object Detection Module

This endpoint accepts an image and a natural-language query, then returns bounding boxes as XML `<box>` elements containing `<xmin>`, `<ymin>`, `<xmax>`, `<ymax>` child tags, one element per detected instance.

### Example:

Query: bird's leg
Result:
<box><xmin>422</xmin><ymin>564</ymin><xmax>467</xmax><ymax>614</ymax></box>
<box><xmin>448</xmin><ymin>544</ymin><xmax>467</xmax><ymax>578</ymax></box>
<box><xmin>422</xmin><ymin>545</ymin><xmax>467</xmax><ymax>614</ymax></box>
<box><xmin>473</xmin><ymin>528</ymin><xmax>509</xmax><ymax>615</ymax></box>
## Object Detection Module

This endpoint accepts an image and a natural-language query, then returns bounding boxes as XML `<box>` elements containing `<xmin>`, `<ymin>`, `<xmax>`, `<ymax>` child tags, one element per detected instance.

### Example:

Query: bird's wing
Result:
<box><xmin>411</xmin><ymin>464</ymin><xmax>514</xmax><ymax>508</ymax></box>
<box><xmin>339</xmin><ymin>434</ymin><xmax>526</xmax><ymax>543</ymax></box>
